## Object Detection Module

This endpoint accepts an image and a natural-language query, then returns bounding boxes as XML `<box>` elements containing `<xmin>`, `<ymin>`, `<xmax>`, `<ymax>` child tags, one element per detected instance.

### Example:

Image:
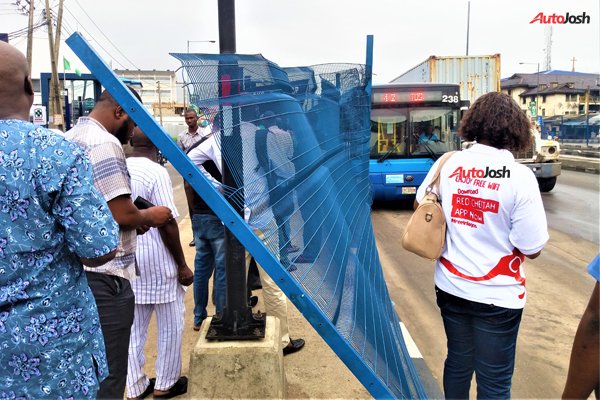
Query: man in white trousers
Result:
<box><xmin>126</xmin><ymin>127</ymin><xmax>194</xmax><ymax>399</ymax></box>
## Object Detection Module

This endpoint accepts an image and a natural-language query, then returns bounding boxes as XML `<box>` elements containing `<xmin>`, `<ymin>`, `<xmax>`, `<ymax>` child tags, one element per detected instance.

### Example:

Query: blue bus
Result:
<box><xmin>369</xmin><ymin>83</ymin><xmax>464</xmax><ymax>201</ymax></box>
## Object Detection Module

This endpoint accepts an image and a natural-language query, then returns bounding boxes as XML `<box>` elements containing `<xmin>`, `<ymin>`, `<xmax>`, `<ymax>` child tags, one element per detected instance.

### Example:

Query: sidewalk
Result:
<box><xmin>140</xmin><ymin>216</ymin><xmax>371</xmax><ymax>399</ymax></box>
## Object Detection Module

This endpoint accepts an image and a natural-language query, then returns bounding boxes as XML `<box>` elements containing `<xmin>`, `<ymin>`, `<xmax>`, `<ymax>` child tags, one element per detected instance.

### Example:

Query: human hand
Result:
<box><xmin>145</xmin><ymin>206</ymin><xmax>173</xmax><ymax>227</ymax></box>
<box><xmin>136</xmin><ymin>225</ymin><xmax>150</xmax><ymax>235</ymax></box>
<box><xmin>178</xmin><ymin>264</ymin><xmax>194</xmax><ymax>286</ymax></box>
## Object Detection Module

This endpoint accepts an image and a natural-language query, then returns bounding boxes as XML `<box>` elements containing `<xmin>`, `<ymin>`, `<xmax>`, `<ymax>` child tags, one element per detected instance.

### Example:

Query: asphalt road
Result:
<box><xmin>542</xmin><ymin>169</ymin><xmax>599</xmax><ymax>244</ymax></box>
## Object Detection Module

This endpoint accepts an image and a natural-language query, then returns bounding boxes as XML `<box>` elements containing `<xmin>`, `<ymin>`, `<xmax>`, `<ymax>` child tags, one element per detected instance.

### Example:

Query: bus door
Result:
<box><xmin>370</xmin><ymin>108</ymin><xmax>408</xmax><ymax>160</ymax></box>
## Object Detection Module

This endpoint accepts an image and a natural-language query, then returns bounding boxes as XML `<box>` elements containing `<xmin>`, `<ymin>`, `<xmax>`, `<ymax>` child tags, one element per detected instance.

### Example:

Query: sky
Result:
<box><xmin>1</xmin><ymin>0</ymin><xmax>599</xmax><ymax>85</ymax></box>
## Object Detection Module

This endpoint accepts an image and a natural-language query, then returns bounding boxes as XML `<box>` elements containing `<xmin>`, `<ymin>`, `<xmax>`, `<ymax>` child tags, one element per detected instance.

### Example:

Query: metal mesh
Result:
<box><xmin>171</xmin><ymin>53</ymin><xmax>425</xmax><ymax>399</ymax></box>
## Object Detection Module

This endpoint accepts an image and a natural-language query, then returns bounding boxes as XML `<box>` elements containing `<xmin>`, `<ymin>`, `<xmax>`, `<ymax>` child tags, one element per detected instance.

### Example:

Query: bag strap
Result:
<box><xmin>427</xmin><ymin>151</ymin><xmax>457</xmax><ymax>195</ymax></box>
<box><xmin>185</xmin><ymin>132</ymin><xmax>213</xmax><ymax>154</ymax></box>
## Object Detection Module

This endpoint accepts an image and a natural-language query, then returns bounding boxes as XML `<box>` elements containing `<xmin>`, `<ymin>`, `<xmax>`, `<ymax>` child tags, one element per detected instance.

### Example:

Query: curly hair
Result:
<box><xmin>458</xmin><ymin>92</ymin><xmax>532</xmax><ymax>152</ymax></box>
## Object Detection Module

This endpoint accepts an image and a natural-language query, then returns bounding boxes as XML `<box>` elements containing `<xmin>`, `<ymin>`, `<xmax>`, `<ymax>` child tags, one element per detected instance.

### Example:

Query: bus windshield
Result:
<box><xmin>370</xmin><ymin>106</ymin><xmax>461</xmax><ymax>160</ymax></box>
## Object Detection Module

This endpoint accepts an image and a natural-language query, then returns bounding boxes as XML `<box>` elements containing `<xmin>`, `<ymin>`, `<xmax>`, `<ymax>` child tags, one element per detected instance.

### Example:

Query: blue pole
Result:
<box><xmin>365</xmin><ymin>35</ymin><xmax>373</xmax><ymax>99</ymax></box>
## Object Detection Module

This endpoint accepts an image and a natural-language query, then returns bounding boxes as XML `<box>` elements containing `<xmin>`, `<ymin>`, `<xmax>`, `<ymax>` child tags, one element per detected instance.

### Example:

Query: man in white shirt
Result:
<box><xmin>188</xmin><ymin>120</ymin><xmax>305</xmax><ymax>355</ymax></box>
<box><xmin>126</xmin><ymin>127</ymin><xmax>193</xmax><ymax>399</ymax></box>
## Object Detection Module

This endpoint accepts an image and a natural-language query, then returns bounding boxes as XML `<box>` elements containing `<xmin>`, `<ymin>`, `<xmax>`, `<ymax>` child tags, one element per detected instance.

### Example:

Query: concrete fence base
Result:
<box><xmin>188</xmin><ymin>316</ymin><xmax>286</xmax><ymax>399</ymax></box>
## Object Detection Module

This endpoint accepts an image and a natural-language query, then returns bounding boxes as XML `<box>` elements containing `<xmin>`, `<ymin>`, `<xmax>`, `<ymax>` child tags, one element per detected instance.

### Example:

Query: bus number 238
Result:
<box><xmin>442</xmin><ymin>94</ymin><xmax>459</xmax><ymax>103</ymax></box>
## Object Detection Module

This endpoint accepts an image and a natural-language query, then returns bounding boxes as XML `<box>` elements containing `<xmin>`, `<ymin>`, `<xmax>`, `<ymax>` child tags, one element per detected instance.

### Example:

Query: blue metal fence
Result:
<box><xmin>67</xmin><ymin>32</ymin><xmax>426</xmax><ymax>399</ymax></box>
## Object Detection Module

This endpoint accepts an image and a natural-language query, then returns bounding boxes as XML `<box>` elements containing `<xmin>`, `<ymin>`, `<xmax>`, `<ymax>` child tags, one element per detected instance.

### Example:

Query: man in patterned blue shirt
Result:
<box><xmin>0</xmin><ymin>41</ymin><xmax>120</xmax><ymax>398</ymax></box>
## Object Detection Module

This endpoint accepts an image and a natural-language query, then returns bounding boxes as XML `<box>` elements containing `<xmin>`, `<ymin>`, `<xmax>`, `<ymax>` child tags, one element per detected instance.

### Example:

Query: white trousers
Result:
<box><xmin>126</xmin><ymin>286</ymin><xmax>185</xmax><ymax>397</ymax></box>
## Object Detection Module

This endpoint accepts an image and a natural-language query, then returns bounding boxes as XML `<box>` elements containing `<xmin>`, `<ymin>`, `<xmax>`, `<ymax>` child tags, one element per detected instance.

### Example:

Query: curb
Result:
<box><xmin>560</xmin><ymin>156</ymin><xmax>600</xmax><ymax>175</ymax></box>
<box><xmin>561</xmin><ymin>149</ymin><xmax>600</xmax><ymax>158</ymax></box>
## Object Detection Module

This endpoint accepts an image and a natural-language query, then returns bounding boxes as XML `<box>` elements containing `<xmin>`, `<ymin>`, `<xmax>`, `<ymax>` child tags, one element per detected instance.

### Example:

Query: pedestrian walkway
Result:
<box><xmin>140</xmin><ymin>216</ymin><xmax>371</xmax><ymax>399</ymax></box>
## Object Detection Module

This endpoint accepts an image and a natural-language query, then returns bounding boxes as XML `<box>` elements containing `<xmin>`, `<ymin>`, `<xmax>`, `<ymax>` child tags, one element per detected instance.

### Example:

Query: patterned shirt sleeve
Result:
<box><xmin>55</xmin><ymin>144</ymin><xmax>119</xmax><ymax>259</ymax></box>
<box><xmin>87</xmin><ymin>141</ymin><xmax>132</xmax><ymax>202</ymax></box>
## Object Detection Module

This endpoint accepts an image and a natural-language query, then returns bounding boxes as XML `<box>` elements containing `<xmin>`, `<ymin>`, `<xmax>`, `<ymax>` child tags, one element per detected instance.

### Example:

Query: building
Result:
<box><xmin>115</xmin><ymin>69</ymin><xmax>188</xmax><ymax>136</ymax></box>
<box><xmin>501</xmin><ymin>70</ymin><xmax>600</xmax><ymax>118</ymax></box>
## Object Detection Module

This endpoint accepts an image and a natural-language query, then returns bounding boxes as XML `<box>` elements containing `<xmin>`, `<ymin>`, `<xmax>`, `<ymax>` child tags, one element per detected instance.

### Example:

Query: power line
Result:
<box><xmin>60</xmin><ymin>4</ymin><xmax>128</xmax><ymax>69</ymax></box>
<box><xmin>70</xmin><ymin>0</ymin><xmax>139</xmax><ymax>69</ymax></box>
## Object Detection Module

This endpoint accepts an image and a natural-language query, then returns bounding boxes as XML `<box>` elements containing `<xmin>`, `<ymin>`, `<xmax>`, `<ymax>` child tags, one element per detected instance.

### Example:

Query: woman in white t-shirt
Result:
<box><xmin>415</xmin><ymin>92</ymin><xmax>549</xmax><ymax>399</ymax></box>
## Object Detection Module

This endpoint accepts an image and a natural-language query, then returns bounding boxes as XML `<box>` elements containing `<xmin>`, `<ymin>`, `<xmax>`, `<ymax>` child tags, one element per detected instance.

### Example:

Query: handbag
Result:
<box><xmin>401</xmin><ymin>151</ymin><xmax>456</xmax><ymax>260</ymax></box>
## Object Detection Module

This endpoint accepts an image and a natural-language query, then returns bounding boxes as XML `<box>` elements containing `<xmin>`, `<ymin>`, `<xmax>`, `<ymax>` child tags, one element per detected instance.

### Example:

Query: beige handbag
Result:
<box><xmin>401</xmin><ymin>151</ymin><xmax>456</xmax><ymax>260</ymax></box>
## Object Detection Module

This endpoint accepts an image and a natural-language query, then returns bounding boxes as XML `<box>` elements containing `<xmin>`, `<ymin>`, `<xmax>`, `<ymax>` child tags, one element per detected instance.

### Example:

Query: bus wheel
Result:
<box><xmin>537</xmin><ymin>177</ymin><xmax>557</xmax><ymax>192</ymax></box>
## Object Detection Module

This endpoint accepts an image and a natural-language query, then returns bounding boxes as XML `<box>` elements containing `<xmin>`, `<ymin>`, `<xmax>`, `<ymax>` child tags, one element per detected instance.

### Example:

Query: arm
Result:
<box><xmin>81</xmin><ymin>249</ymin><xmax>117</xmax><ymax>267</ymax></box>
<box><xmin>157</xmin><ymin>219</ymin><xmax>193</xmax><ymax>286</ymax></box>
<box><xmin>107</xmin><ymin>195</ymin><xmax>172</xmax><ymax>230</ymax></box>
<box><xmin>524</xmin><ymin>251</ymin><xmax>541</xmax><ymax>260</ymax></box>
<box><xmin>187</xmin><ymin>135</ymin><xmax>223</xmax><ymax>187</ymax></box>
<box><xmin>562</xmin><ymin>282</ymin><xmax>600</xmax><ymax>399</ymax></box>
<box><xmin>510</xmin><ymin>170</ymin><xmax>549</xmax><ymax>257</ymax></box>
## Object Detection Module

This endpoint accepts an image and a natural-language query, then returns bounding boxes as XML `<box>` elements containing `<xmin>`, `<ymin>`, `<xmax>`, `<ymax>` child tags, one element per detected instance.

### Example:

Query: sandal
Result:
<box><xmin>153</xmin><ymin>376</ymin><xmax>188</xmax><ymax>399</ymax></box>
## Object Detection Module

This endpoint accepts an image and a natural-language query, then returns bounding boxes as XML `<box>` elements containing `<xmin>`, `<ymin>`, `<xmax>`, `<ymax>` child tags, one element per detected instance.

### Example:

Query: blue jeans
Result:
<box><xmin>435</xmin><ymin>287</ymin><xmax>523</xmax><ymax>399</ymax></box>
<box><xmin>192</xmin><ymin>213</ymin><xmax>226</xmax><ymax>326</ymax></box>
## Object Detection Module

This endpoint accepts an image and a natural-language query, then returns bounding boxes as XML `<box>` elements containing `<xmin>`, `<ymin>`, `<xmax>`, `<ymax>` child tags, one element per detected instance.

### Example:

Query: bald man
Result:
<box><xmin>125</xmin><ymin>127</ymin><xmax>192</xmax><ymax>398</ymax></box>
<box><xmin>66</xmin><ymin>89</ymin><xmax>174</xmax><ymax>398</ymax></box>
<box><xmin>0</xmin><ymin>42</ymin><xmax>120</xmax><ymax>398</ymax></box>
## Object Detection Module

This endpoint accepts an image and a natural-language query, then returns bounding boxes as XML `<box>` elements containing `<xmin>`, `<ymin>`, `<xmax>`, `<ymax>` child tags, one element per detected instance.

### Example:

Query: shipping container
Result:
<box><xmin>391</xmin><ymin>54</ymin><xmax>501</xmax><ymax>104</ymax></box>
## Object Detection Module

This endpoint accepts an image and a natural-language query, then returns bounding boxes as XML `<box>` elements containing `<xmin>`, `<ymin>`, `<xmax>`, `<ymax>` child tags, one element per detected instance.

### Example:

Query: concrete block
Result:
<box><xmin>188</xmin><ymin>316</ymin><xmax>286</xmax><ymax>399</ymax></box>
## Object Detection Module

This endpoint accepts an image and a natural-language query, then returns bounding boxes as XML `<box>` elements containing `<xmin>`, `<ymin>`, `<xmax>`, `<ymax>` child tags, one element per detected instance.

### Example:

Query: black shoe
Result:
<box><xmin>295</xmin><ymin>255</ymin><xmax>315</xmax><ymax>263</ymax></box>
<box><xmin>283</xmin><ymin>338</ymin><xmax>305</xmax><ymax>356</ymax></box>
<box><xmin>153</xmin><ymin>376</ymin><xmax>188</xmax><ymax>399</ymax></box>
<box><xmin>189</xmin><ymin>240</ymin><xmax>195</xmax><ymax>247</ymax></box>
<box><xmin>248</xmin><ymin>295</ymin><xmax>258</xmax><ymax>307</ymax></box>
<box><xmin>138</xmin><ymin>378</ymin><xmax>155</xmax><ymax>399</ymax></box>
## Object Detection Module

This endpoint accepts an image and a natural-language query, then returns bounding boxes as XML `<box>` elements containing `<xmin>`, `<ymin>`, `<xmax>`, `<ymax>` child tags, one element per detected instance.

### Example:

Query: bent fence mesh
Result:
<box><xmin>171</xmin><ymin>53</ymin><xmax>425</xmax><ymax>399</ymax></box>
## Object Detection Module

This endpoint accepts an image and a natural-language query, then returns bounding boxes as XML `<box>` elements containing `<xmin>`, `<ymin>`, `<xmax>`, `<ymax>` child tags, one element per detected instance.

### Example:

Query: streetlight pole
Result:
<box><xmin>520</xmin><ymin>62</ymin><xmax>540</xmax><ymax>121</ymax></box>
<box><xmin>186</xmin><ymin>39</ymin><xmax>216</xmax><ymax>53</ymax></box>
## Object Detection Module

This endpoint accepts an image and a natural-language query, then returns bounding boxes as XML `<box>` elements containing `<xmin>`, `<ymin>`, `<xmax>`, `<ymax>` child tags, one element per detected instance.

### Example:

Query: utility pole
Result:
<box><xmin>26</xmin><ymin>0</ymin><xmax>34</xmax><ymax>72</ymax></box>
<box><xmin>53</xmin><ymin>0</ymin><xmax>64</xmax><ymax>63</ymax></box>
<box><xmin>44</xmin><ymin>0</ymin><xmax>64</xmax><ymax>130</ymax></box>
<box><xmin>156</xmin><ymin>81</ymin><xmax>164</xmax><ymax>126</ymax></box>
<box><xmin>571</xmin><ymin>57</ymin><xmax>577</xmax><ymax>72</ymax></box>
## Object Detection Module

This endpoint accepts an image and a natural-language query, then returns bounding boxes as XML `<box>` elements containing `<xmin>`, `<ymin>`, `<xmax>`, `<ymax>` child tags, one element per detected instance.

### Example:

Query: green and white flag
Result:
<box><xmin>75</xmin><ymin>68</ymin><xmax>82</xmax><ymax>77</ymax></box>
<box><xmin>63</xmin><ymin>57</ymin><xmax>71</xmax><ymax>71</ymax></box>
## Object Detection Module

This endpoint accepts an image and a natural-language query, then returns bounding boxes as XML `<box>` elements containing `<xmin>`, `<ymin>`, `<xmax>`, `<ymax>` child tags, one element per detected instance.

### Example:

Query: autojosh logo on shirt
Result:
<box><xmin>530</xmin><ymin>12</ymin><xmax>591</xmax><ymax>24</ymax></box>
<box><xmin>448</xmin><ymin>166</ymin><xmax>511</xmax><ymax>180</ymax></box>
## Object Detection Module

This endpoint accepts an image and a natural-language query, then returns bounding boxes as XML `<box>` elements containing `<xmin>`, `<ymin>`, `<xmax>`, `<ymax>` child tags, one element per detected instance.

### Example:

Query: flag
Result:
<box><xmin>63</xmin><ymin>57</ymin><xmax>70</xmax><ymax>71</ymax></box>
<box><xmin>75</xmin><ymin>68</ymin><xmax>82</xmax><ymax>77</ymax></box>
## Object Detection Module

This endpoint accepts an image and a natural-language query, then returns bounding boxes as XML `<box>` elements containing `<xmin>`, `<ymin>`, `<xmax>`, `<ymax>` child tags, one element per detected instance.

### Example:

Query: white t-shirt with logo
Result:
<box><xmin>416</xmin><ymin>144</ymin><xmax>549</xmax><ymax>309</ymax></box>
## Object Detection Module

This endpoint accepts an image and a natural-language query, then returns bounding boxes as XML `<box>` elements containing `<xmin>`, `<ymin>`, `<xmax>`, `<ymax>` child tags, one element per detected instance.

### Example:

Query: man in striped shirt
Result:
<box><xmin>126</xmin><ymin>127</ymin><xmax>193</xmax><ymax>399</ymax></box>
<box><xmin>66</xmin><ymin>89</ymin><xmax>174</xmax><ymax>399</ymax></box>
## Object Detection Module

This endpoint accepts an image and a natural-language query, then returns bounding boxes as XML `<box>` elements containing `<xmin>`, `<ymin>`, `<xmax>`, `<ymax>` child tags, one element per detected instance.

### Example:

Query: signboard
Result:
<box><xmin>83</xmin><ymin>98</ymin><xmax>95</xmax><ymax>110</ymax></box>
<box><xmin>32</xmin><ymin>105</ymin><xmax>47</xmax><ymax>125</ymax></box>
<box><xmin>529</xmin><ymin>101</ymin><xmax>537</xmax><ymax>117</ymax></box>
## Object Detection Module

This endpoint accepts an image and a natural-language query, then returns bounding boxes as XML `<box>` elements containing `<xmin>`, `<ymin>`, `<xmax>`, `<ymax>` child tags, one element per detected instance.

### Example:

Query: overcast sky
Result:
<box><xmin>2</xmin><ymin>0</ymin><xmax>599</xmax><ymax>84</ymax></box>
